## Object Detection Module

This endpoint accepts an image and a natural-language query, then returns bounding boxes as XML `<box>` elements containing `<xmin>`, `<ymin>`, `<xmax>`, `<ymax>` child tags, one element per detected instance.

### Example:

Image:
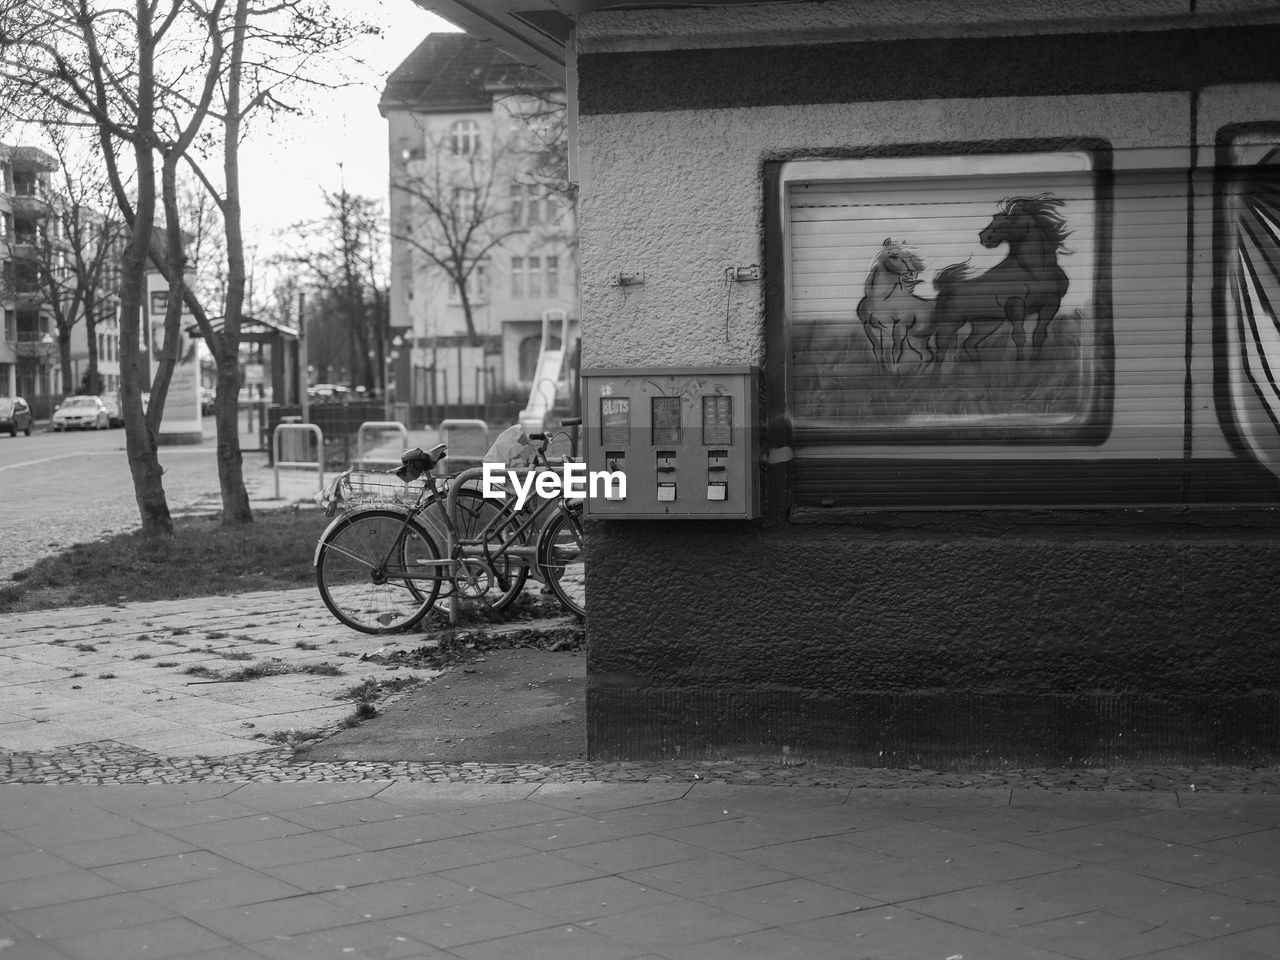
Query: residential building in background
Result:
<box><xmin>379</xmin><ymin>32</ymin><xmax>578</xmax><ymax>425</ymax></box>
<box><xmin>1</xmin><ymin>142</ymin><xmax>122</xmax><ymax>410</ymax></box>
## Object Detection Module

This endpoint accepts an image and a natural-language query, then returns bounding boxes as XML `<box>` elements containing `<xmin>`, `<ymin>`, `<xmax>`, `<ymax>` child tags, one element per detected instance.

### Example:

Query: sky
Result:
<box><xmin>238</xmin><ymin>0</ymin><xmax>459</xmax><ymax>250</ymax></box>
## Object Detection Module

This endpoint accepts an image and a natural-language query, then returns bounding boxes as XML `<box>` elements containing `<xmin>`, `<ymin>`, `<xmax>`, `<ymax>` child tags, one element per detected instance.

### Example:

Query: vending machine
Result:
<box><xmin>580</xmin><ymin>367</ymin><xmax>760</xmax><ymax>519</ymax></box>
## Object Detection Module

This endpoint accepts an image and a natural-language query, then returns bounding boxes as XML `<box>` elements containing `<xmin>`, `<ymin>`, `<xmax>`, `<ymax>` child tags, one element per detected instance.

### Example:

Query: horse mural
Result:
<box><xmin>855</xmin><ymin>238</ymin><xmax>935</xmax><ymax>371</ymax></box>
<box><xmin>929</xmin><ymin>194</ymin><xmax>1072</xmax><ymax>364</ymax></box>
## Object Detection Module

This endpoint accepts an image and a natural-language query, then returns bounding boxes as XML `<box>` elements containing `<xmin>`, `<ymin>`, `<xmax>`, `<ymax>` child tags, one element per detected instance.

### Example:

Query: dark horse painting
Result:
<box><xmin>930</xmin><ymin>193</ymin><xmax>1072</xmax><ymax>363</ymax></box>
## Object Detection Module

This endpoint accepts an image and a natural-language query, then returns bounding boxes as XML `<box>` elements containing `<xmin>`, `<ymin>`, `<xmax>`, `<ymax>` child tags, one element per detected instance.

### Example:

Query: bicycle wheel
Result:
<box><xmin>315</xmin><ymin>509</ymin><xmax>442</xmax><ymax>634</ymax></box>
<box><xmin>538</xmin><ymin>504</ymin><xmax>585</xmax><ymax>618</ymax></box>
<box><xmin>447</xmin><ymin>487</ymin><xmax>531</xmax><ymax>612</ymax></box>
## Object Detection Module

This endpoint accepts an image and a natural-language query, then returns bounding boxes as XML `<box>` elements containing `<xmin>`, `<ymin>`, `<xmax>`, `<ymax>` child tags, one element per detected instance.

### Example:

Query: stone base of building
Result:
<box><xmin>585</xmin><ymin>506</ymin><xmax>1280</xmax><ymax>768</ymax></box>
<box><xmin>586</xmin><ymin>687</ymin><xmax>1280</xmax><ymax>768</ymax></box>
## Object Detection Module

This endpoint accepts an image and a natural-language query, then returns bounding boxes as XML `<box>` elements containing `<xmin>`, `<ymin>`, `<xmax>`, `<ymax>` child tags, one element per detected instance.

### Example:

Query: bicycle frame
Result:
<box><xmin>316</xmin><ymin>425</ymin><xmax>581</xmax><ymax>595</ymax></box>
<box><xmin>440</xmin><ymin>466</ymin><xmax>571</xmax><ymax>577</ymax></box>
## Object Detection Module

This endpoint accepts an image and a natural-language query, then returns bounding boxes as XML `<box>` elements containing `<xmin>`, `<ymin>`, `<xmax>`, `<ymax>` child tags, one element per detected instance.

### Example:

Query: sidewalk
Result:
<box><xmin>3</xmin><ymin>430</ymin><xmax>1279</xmax><ymax>958</ymax></box>
<box><xmin>2</xmin><ymin>593</ymin><xmax>1278</xmax><ymax>960</ymax></box>
<box><xmin>2</xmin><ymin>768</ymin><xmax>1278</xmax><ymax>959</ymax></box>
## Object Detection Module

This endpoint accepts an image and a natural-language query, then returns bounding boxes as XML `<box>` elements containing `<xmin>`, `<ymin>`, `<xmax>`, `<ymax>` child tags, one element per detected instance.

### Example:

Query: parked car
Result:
<box><xmin>0</xmin><ymin>396</ymin><xmax>33</xmax><ymax>437</ymax></box>
<box><xmin>100</xmin><ymin>393</ymin><xmax>124</xmax><ymax>428</ymax></box>
<box><xmin>52</xmin><ymin>395</ymin><xmax>110</xmax><ymax>431</ymax></box>
<box><xmin>307</xmin><ymin>383</ymin><xmax>351</xmax><ymax>403</ymax></box>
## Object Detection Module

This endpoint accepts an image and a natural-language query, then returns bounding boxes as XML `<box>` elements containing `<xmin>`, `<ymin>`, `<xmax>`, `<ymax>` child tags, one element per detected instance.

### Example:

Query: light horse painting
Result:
<box><xmin>930</xmin><ymin>194</ymin><xmax>1072</xmax><ymax>364</ymax></box>
<box><xmin>855</xmin><ymin>239</ymin><xmax>935</xmax><ymax>372</ymax></box>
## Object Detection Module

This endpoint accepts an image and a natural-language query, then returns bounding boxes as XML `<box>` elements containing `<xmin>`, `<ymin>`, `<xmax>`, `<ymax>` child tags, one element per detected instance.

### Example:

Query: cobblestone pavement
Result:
<box><xmin>3</xmin><ymin>739</ymin><xmax>1280</xmax><ymax>792</ymax></box>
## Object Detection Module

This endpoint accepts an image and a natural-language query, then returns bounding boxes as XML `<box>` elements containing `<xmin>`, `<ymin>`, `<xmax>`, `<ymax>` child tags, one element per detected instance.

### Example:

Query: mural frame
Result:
<box><xmin>770</xmin><ymin>139</ymin><xmax>1116</xmax><ymax>449</ymax></box>
<box><xmin>1214</xmin><ymin>122</ymin><xmax>1280</xmax><ymax>478</ymax></box>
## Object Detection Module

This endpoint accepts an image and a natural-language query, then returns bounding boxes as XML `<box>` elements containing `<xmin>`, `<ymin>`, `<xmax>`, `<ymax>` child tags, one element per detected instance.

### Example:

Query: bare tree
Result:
<box><xmin>391</xmin><ymin>129</ymin><xmax>530</xmax><ymax>346</ymax></box>
<box><xmin>1</xmin><ymin>0</ymin><xmax>371</xmax><ymax>533</ymax></box>
<box><xmin>283</xmin><ymin>188</ymin><xmax>389</xmax><ymax>393</ymax></box>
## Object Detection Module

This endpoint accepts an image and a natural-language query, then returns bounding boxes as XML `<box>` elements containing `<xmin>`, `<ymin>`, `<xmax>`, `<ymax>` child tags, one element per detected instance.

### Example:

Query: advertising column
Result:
<box><xmin>145</xmin><ymin>269</ymin><xmax>204</xmax><ymax>444</ymax></box>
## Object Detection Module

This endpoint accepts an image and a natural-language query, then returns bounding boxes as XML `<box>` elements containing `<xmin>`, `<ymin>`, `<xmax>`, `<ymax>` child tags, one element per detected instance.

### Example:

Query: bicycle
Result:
<box><xmin>313</xmin><ymin>422</ymin><xmax>586</xmax><ymax>634</ymax></box>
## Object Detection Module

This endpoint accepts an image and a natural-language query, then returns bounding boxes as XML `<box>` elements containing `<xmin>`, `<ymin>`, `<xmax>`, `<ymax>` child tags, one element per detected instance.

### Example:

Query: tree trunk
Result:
<box><xmin>117</xmin><ymin>1</ymin><xmax>172</xmax><ymax>539</ymax></box>
<box><xmin>213</xmin><ymin>0</ymin><xmax>253</xmax><ymax>525</ymax></box>
<box><xmin>84</xmin><ymin>292</ymin><xmax>101</xmax><ymax>394</ymax></box>
<box><xmin>58</xmin><ymin>329</ymin><xmax>73</xmax><ymax>395</ymax></box>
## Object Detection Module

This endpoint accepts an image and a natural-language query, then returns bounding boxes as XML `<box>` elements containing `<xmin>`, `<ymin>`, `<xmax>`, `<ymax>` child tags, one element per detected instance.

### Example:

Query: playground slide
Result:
<box><xmin>518</xmin><ymin>309</ymin><xmax>571</xmax><ymax>431</ymax></box>
<box><xmin>518</xmin><ymin>346</ymin><xmax>564</xmax><ymax>430</ymax></box>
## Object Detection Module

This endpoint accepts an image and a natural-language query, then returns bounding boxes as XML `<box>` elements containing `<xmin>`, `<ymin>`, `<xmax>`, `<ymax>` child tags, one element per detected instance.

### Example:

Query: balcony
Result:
<box><xmin>14</xmin><ymin>330</ymin><xmax>57</xmax><ymax>363</ymax></box>
<box><xmin>7</xmin><ymin>193</ymin><xmax>50</xmax><ymax>217</ymax></box>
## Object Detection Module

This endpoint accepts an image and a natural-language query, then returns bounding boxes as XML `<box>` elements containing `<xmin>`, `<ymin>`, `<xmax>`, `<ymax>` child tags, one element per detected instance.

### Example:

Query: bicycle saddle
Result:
<box><xmin>395</xmin><ymin>443</ymin><xmax>448</xmax><ymax>481</ymax></box>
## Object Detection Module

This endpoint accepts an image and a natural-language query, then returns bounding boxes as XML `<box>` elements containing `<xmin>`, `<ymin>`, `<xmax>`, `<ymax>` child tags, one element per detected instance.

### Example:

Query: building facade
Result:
<box><xmin>380</xmin><ymin>33</ymin><xmax>578</xmax><ymax>422</ymax></box>
<box><xmin>1</xmin><ymin>143</ymin><xmax>122</xmax><ymax>407</ymax></box>
<box><xmin>427</xmin><ymin>0</ymin><xmax>1280</xmax><ymax>767</ymax></box>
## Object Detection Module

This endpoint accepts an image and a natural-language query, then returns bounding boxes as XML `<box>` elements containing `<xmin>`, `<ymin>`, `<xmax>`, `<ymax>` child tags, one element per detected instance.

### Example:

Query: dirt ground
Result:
<box><xmin>299</xmin><ymin>647</ymin><xmax>587</xmax><ymax>764</ymax></box>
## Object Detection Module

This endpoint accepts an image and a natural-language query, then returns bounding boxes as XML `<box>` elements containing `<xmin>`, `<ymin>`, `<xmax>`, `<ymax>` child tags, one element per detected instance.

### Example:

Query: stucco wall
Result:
<box><xmin>573</xmin><ymin>1</ymin><xmax>1280</xmax><ymax>765</ymax></box>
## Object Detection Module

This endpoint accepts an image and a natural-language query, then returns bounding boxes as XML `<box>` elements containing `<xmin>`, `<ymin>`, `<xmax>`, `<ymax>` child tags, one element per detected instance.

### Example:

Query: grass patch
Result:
<box><xmin>263</xmin><ymin>727</ymin><xmax>326</xmax><ymax>746</ymax></box>
<box><xmin>302</xmin><ymin>663</ymin><xmax>343</xmax><ymax>677</ymax></box>
<box><xmin>338</xmin><ymin>675</ymin><xmax>423</xmax><ymax>704</ymax></box>
<box><xmin>0</xmin><ymin>506</ymin><xmax>328</xmax><ymax>613</ymax></box>
<box><xmin>178</xmin><ymin>660</ymin><xmax>344</xmax><ymax>683</ymax></box>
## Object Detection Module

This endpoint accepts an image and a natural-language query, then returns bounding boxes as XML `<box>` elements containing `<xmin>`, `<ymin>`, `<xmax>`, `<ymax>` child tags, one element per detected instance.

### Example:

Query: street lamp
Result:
<box><xmin>33</xmin><ymin>333</ymin><xmax>58</xmax><ymax>420</ymax></box>
<box><xmin>384</xmin><ymin>335</ymin><xmax>403</xmax><ymax>421</ymax></box>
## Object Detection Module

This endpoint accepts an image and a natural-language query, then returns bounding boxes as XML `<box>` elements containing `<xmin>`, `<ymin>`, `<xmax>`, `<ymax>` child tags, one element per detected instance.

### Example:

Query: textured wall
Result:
<box><xmin>573</xmin><ymin>2</ymin><xmax>1280</xmax><ymax>765</ymax></box>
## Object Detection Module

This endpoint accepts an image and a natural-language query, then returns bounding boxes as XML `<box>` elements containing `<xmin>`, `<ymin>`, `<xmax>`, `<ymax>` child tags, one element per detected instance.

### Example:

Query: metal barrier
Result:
<box><xmin>273</xmin><ymin>422</ymin><xmax>325</xmax><ymax>499</ymax></box>
<box><xmin>355</xmin><ymin>420</ymin><xmax>409</xmax><ymax>469</ymax></box>
<box><xmin>438</xmin><ymin>418</ymin><xmax>490</xmax><ymax>475</ymax></box>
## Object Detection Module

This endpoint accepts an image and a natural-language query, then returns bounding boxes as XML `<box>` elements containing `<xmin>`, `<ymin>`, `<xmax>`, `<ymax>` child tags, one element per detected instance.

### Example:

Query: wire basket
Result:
<box><xmin>316</xmin><ymin>468</ymin><xmax>429</xmax><ymax>516</ymax></box>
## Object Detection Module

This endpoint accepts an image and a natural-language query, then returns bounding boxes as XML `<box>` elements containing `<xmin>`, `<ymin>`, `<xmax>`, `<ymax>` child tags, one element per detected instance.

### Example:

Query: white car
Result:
<box><xmin>52</xmin><ymin>395</ymin><xmax>111</xmax><ymax>431</ymax></box>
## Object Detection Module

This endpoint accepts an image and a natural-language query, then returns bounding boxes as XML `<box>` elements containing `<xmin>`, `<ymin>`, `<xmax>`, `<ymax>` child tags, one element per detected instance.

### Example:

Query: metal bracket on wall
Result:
<box><xmin>724</xmin><ymin>265</ymin><xmax>761</xmax><ymax>282</ymax></box>
<box><xmin>609</xmin><ymin>271</ymin><xmax>645</xmax><ymax>287</ymax></box>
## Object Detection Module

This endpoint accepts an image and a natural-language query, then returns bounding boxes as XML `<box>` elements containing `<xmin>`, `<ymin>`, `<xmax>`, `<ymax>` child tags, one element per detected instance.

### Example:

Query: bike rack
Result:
<box><xmin>355</xmin><ymin>420</ymin><xmax>408</xmax><ymax>469</ymax></box>
<box><xmin>438</xmin><ymin>418</ymin><xmax>490</xmax><ymax>476</ymax></box>
<box><xmin>273</xmin><ymin>422</ymin><xmax>325</xmax><ymax>499</ymax></box>
<box><xmin>445</xmin><ymin>465</ymin><xmax>488</xmax><ymax>625</ymax></box>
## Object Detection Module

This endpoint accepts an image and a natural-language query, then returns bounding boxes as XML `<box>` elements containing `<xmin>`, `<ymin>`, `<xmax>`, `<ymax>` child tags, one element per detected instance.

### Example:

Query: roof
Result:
<box><xmin>410</xmin><ymin>0</ymin><xmax>794</xmax><ymax>83</ymax></box>
<box><xmin>187</xmin><ymin>315</ymin><xmax>298</xmax><ymax>343</ymax></box>
<box><xmin>0</xmin><ymin>143</ymin><xmax>59</xmax><ymax>171</ymax></box>
<box><xmin>379</xmin><ymin>32</ymin><xmax>556</xmax><ymax>115</ymax></box>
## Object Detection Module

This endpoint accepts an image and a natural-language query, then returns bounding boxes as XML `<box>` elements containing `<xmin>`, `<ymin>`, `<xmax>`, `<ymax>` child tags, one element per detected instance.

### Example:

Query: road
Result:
<box><xmin>0</xmin><ymin>418</ymin><xmax>320</xmax><ymax>582</ymax></box>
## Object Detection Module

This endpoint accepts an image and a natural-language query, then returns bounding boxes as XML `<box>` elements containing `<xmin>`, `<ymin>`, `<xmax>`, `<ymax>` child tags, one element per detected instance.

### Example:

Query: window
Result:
<box><xmin>449</xmin><ymin>262</ymin><xmax>489</xmax><ymax>304</ymax></box>
<box><xmin>511</xmin><ymin>255</ymin><xmax>562</xmax><ymax>299</ymax></box>
<box><xmin>518</xmin><ymin>331</ymin><xmax>562</xmax><ymax>380</ymax></box>
<box><xmin>508</xmin><ymin>184</ymin><xmax>555</xmax><ymax>227</ymax></box>
<box><xmin>450</xmin><ymin>119</ymin><xmax>481</xmax><ymax>156</ymax></box>
<box><xmin>1216</xmin><ymin>126</ymin><xmax>1280</xmax><ymax>484</ymax></box>
<box><xmin>509</xmin><ymin>183</ymin><xmax>525</xmax><ymax>227</ymax></box>
<box><xmin>511</xmin><ymin>256</ymin><xmax>525</xmax><ymax>298</ymax></box>
<box><xmin>546</xmin><ymin>255</ymin><xmax>559</xmax><ymax>298</ymax></box>
<box><xmin>769</xmin><ymin>146</ymin><xmax>1121</xmax><ymax>508</ymax></box>
<box><xmin>452</xmin><ymin>187</ymin><xmax>478</xmax><ymax>224</ymax></box>
<box><xmin>528</xmin><ymin>256</ymin><xmax>542</xmax><ymax>298</ymax></box>
<box><xmin>4</xmin><ymin>310</ymin><xmax>14</xmax><ymax>343</ymax></box>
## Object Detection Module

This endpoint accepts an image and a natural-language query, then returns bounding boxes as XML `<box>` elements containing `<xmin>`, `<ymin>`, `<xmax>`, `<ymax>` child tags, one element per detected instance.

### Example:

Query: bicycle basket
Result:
<box><xmin>315</xmin><ymin>468</ymin><xmax>429</xmax><ymax>516</ymax></box>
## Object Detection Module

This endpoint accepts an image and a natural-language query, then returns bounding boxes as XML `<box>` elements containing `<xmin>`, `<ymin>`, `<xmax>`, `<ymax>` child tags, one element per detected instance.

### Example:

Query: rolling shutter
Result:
<box><xmin>778</xmin><ymin>148</ymin><xmax>1280</xmax><ymax>507</ymax></box>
